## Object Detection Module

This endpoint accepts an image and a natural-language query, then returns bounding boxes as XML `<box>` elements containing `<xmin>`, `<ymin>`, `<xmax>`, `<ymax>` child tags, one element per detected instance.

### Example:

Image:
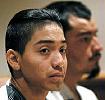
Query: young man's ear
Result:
<box><xmin>6</xmin><ymin>49</ymin><xmax>21</xmax><ymax>71</ymax></box>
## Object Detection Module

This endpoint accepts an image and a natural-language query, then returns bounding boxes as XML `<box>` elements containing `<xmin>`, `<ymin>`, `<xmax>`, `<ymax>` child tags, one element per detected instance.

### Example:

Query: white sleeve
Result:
<box><xmin>0</xmin><ymin>85</ymin><xmax>8</xmax><ymax>100</ymax></box>
<box><xmin>46</xmin><ymin>91</ymin><xmax>64</xmax><ymax>100</ymax></box>
<box><xmin>76</xmin><ymin>85</ymin><xmax>98</xmax><ymax>100</ymax></box>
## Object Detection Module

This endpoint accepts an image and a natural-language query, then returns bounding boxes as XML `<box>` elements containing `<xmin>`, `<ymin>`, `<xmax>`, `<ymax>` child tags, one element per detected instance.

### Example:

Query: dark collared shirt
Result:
<box><xmin>6</xmin><ymin>84</ymin><xmax>48</xmax><ymax>100</ymax></box>
<box><xmin>6</xmin><ymin>84</ymin><xmax>26</xmax><ymax>100</ymax></box>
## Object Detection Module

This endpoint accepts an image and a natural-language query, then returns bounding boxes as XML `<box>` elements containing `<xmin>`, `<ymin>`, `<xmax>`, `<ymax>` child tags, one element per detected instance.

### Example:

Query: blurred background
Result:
<box><xmin>0</xmin><ymin>0</ymin><xmax>105</xmax><ymax>77</ymax></box>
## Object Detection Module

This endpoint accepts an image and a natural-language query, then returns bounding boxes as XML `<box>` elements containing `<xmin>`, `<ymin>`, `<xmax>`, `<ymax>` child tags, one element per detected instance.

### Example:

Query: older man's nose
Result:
<box><xmin>92</xmin><ymin>37</ymin><xmax>103</xmax><ymax>52</ymax></box>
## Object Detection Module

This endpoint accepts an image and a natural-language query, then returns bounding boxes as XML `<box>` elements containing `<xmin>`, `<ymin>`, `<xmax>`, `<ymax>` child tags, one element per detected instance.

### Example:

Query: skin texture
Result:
<box><xmin>64</xmin><ymin>15</ymin><xmax>103</xmax><ymax>100</ymax></box>
<box><xmin>6</xmin><ymin>22</ymin><xmax>67</xmax><ymax>100</ymax></box>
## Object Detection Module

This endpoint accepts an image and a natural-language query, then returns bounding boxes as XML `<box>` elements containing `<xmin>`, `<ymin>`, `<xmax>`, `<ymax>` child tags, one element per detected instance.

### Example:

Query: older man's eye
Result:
<box><xmin>82</xmin><ymin>35</ymin><xmax>92</xmax><ymax>43</ymax></box>
<box><xmin>84</xmin><ymin>37</ymin><xmax>92</xmax><ymax>43</ymax></box>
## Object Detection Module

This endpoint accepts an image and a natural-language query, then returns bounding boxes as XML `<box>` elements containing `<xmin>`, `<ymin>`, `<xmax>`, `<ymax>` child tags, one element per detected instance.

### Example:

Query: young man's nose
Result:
<box><xmin>51</xmin><ymin>52</ymin><xmax>64</xmax><ymax>70</ymax></box>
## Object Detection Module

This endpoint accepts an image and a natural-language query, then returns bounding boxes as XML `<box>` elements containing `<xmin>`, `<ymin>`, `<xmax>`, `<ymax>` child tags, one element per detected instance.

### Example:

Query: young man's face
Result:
<box><xmin>19</xmin><ymin>23</ymin><xmax>67</xmax><ymax>91</ymax></box>
<box><xmin>66</xmin><ymin>15</ymin><xmax>102</xmax><ymax>74</ymax></box>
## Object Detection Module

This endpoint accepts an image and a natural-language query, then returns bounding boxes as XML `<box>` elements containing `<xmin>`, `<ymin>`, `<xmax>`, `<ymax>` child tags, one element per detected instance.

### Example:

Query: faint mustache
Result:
<box><xmin>89</xmin><ymin>52</ymin><xmax>101</xmax><ymax>61</ymax></box>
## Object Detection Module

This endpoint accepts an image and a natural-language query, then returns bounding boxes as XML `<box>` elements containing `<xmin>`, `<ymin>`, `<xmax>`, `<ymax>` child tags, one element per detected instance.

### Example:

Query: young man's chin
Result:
<box><xmin>47</xmin><ymin>82</ymin><xmax>63</xmax><ymax>91</ymax></box>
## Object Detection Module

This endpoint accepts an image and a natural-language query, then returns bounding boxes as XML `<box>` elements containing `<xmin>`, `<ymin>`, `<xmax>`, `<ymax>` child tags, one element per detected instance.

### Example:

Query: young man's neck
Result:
<box><xmin>65</xmin><ymin>71</ymin><xmax>82</xmax><ymax>100</ymax></box>
<box><xmin>64</xmin><ymin>67</ymin><xmax>82</xmax><ymax>96</ymax></box>
<box><xmin>11</xmin><ymin>77</ymin><xmax>48</xmax><ymax>100</ymax></box>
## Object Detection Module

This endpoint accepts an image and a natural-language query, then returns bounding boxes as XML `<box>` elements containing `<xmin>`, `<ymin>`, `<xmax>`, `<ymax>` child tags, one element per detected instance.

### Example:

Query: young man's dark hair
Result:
<box><xmin>45</xmin><ymin>1</ymin><xmax>91</xmax><ymax>34</ymax></box>
<box><xmin>6</xmin><ymin>9</ymin><xmax>62</xmax><ymax>54</ymax></box>
<box><xmin>5</xmin><ymin>9</ymin><xmax>62</xmax><ymax>76</ymax></box>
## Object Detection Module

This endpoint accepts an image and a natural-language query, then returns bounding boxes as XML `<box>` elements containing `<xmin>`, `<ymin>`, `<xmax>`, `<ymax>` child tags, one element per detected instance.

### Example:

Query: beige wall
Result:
<box><xmin>0</xmin><ymin>0</ymin><xmax>105</xmax><ymax>77</ymax></box>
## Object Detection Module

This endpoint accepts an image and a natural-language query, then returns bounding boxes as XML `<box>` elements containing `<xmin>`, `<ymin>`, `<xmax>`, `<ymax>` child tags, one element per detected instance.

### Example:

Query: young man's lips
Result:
<box><xmin>48</xmin><ymin>74</ymin><xmax>64</xmax><ymax>83</ymax></box>
<box><xmin>48</xmin><ymin>72</ymin><xmax>65</xmax><ymax>83</ymax></box>
<box><xmin>49</xmin><ymin>73</ymin><xmax>64</xmax><ymax>78</ymax></box>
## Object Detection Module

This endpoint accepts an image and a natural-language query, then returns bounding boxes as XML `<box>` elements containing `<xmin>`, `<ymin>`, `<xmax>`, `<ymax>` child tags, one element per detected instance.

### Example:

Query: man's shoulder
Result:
<box><xmin>76</xmin><ymin>85</ymin><xmax>98</xmax><ymax>100</ymax></box>
<box><xmin>76</xmin><ymin>85</ymin><xmax>95</xmax><ymax>94</ymax></box>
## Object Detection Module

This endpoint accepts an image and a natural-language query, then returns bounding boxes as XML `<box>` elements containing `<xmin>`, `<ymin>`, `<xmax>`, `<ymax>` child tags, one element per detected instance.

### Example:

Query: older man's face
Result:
<box><xmin>66</xmin><ymin>15</ymin><xmax>102</xmax><ymax>74</ymax></box>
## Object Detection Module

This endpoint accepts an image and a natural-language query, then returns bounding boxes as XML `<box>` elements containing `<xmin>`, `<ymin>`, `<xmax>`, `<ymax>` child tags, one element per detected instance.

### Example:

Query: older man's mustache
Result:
<box><xmin>89</xmin><ymin>52</ymin><xmax>101</xmax><ymax>61</ymax></box>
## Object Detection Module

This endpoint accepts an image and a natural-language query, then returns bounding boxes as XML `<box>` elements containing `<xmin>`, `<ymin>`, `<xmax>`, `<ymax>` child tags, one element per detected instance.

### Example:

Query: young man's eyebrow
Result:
<box><xmin>35</xmin><ymin>40</ymin><xmax>66</xmax><ymax>45</ymax></box>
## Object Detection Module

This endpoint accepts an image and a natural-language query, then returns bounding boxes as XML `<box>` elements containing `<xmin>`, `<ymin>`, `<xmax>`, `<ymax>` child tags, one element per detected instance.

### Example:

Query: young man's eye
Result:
<box><xmin>40</xmin><ymin>48</ymin><xmax>50</xmax><ymax>54</ymax></box>
<box><xmin>60</xmin><ymin>48</ymin><xmax>66</xmax><ymax>55</ymax></box>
